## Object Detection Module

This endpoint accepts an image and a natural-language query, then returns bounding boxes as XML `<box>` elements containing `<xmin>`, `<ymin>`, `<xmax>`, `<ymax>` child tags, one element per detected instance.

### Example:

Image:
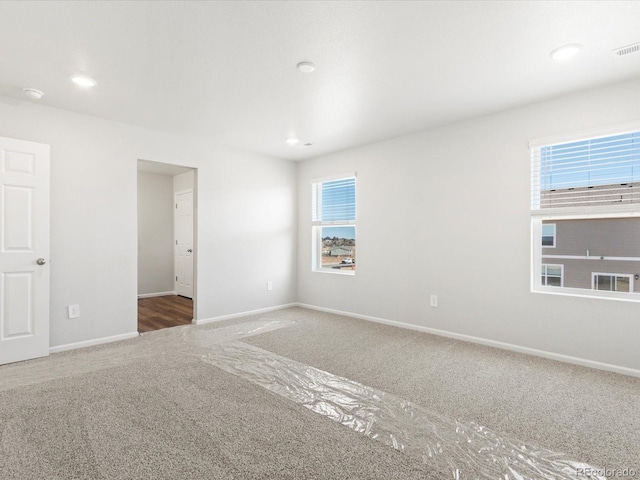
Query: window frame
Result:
<box><xmin>591</xmin><ymin>272</ymin><xmax>634</xmax><ymax>293</ymax></box>
<box><xmin>311</xmin><ymin>173</ymin><xmax>357</xmax><ymax>275</ymax></box>
<box><xmin>541</xmin><ymin>223</ymin><xmax>556</xmax><ymax>248</ymax></box>
<box><xmin>530</xmin><ymin>121</ymin><xmax>640</xmax><ymax>302</ymax></box>
<box><xmin>541</xmin><ymin>263</ymin><xmax>564</xmax><ymax>287</ymax></box>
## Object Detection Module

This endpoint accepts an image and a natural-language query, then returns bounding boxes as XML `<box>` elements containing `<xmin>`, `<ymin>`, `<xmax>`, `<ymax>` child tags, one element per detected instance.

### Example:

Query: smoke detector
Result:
<box><xmin>613</xmin><ymin>42</ymin><xmax>640</xmax><ymax>57</ymax></box>
<box><xmin>23</xmin><ymin>88</ymin><xmax>44</xmax><ymax>100</ymax></box>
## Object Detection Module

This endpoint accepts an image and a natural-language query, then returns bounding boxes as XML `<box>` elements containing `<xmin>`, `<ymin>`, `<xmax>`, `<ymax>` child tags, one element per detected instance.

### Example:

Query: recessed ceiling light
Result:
<box><xmin>286</xmin><ymin>137</ymin><xmax>300</xmax><ymax>146</ymax></box>
<box><xmin>71</xmin><ymin>75</ymin><xmax>97</xmax><ymax>87</ymax></box>
<box><xmin>550</xmin><ymin>44</ymin><xmax>581</xmax><ymax>61</ymax></box>
<box><xmin>22</xmin><ymin>88</ymin><xmax>44</xmax><ymax>100</ymax></box>
<box><xmin>296</xmin><ymin>61</ymin><xmax>315</xmax><ymax>73</ymax></box>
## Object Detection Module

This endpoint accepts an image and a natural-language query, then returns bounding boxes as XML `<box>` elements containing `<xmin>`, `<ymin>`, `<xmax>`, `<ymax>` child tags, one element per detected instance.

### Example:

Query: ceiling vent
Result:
<box><xmin>613</xmin><ymin>42</ymin><xmax>640</xmax><ymax>57</ymax></box>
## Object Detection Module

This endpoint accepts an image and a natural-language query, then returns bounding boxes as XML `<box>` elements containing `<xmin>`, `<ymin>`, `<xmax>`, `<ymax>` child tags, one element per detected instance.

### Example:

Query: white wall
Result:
<box><xmin>297</xmin><ymin>79</ymin><xmax>640</xmax><ymax>373</ymax></box>
<box><xmin>137</xmin><ymin>171</ymin><xmax>174</xmax><ymax>296</ymax></box>
<box><xmin>3</xmin><ymin>76</ymin><xmax>638</xmax><ymax>372</ymax></box>
<box><xmin>174</xmin><ymin>169</ymin><xmax>194</xmax><ymax>193</ymax></box>
<box><xmin>0</xmin><ymin>96</ymin><xmax>297</xmax><ymax>348</ymax></box>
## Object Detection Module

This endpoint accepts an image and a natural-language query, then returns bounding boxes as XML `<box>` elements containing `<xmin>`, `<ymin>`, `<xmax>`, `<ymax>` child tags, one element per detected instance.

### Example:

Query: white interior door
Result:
<box><xmin>175</xmin><ymin>190</ymin><xmax>193</xmax><ymax>298</ymax></box>
<box><xmin>0</xmin><ymin>136</ymin><xmax>50</xmax><ymax>365</ymax></box>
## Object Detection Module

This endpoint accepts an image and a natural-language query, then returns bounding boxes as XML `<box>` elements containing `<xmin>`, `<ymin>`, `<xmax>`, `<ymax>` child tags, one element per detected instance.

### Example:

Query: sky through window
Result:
<box><xmin>540</xmin><ymin>132</ymin><xmax>640</xmax><ymax>190</ymax></box>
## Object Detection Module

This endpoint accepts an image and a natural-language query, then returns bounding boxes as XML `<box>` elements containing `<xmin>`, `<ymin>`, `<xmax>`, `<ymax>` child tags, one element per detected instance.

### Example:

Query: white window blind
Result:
<box><xmin>531</xmin><ymin>131</ymin><xmax>640</xmax><ymax>211</ymax></box>
<box><xmin>312</xmin><ymin>176</ymin><xmax>356</xmax><ymax>225</ymax></box>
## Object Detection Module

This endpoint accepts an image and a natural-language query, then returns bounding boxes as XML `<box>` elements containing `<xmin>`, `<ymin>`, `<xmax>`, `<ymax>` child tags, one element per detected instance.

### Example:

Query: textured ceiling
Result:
<box><xmin>1</xmin><ymin>1</ymin><xmax>639</xmax><ymax>161</ymax></box>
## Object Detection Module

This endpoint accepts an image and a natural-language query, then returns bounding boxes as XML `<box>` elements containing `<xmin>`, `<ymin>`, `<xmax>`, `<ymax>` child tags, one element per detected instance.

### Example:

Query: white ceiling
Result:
<box><xmin>1</xmin><ymin>1</ymin><xmax>639</xmax><ymax>161</ymax></box>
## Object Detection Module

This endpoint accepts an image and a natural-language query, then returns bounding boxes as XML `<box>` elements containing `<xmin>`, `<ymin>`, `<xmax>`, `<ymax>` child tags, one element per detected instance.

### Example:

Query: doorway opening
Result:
<box><xmin>137</xmin><ymin>160</ymin><xmax>197</xmax><ymax>333</ymax></box>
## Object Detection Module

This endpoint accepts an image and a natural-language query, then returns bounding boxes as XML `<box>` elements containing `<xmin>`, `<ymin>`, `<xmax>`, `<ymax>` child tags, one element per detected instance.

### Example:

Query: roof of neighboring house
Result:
<box><xmin>541</xmin><ymin>183</ymin><xmax>640</xmax><ymax>208</ymax></box>
<box><xmin>329</xmin><ymin>246</ymin><xmax>352</xmax><ymax>252</ymax></box>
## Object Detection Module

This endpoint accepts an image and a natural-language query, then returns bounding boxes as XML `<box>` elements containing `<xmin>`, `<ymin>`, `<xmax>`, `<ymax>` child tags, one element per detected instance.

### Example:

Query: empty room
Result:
<box><xmin>0</xmin><ymin>1</ymin><xmax>639</xmax><ymax>479</ymax></box>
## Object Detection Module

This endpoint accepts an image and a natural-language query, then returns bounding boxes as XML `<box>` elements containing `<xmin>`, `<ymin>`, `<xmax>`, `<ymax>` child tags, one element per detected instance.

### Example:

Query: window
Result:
<box><xmin>541</xmin><ymin>264</ymin><xmax>563</xmax><ymax>287</ymax></box>
<box><xmin>312</xmin><ymin>175</ymin><xmax>356</xmax><ymax>274</ymax></box>
<box><xmin>542</xmin><ymin>223</ymin><xmax>556</xmax><ymax>247</ymax></box>
<box><xmin>592</xmin><ymin>273</ymin><xmax>633</xmax><ymax>292</ymax></box>
<box><xmin>531</xmin><ymin>126</ymin><xmax>640</xmax><ymax>300</ymax></box>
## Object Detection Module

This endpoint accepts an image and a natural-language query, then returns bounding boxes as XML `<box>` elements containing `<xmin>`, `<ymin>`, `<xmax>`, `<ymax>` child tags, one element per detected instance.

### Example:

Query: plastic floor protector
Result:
<box><xmin>0</xmin><ymin>317</ymin><xmax>606</xmax><ymax>479</ymax></box>
<box><xmin>199</xmin><ymin>327</ymin><xmax>605</xmax><ymax>480</ymax></box>
<box><xmin>182</xmin><ymin>318</ymin><xmax>297</xmax><ymax>347</ymax></box>
<box><xmin>0</xmin><ymin>319</ymin><xmax>296</xmax><ymax>392</ymax></box>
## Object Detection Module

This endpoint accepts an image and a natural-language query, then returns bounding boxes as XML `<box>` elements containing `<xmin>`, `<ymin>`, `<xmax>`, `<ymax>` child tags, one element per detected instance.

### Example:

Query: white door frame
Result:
<box><xmin>136</xmin><ymin>161</ymin><xmax>197</xmax><ymax>323</ymax></box>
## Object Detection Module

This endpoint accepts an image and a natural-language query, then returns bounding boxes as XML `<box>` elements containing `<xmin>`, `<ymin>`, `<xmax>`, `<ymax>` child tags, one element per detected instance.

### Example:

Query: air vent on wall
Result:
<box><xmin>613</xmin><ymin>42</ymin><xmax>640</xmax><ymax>57</ymax></box>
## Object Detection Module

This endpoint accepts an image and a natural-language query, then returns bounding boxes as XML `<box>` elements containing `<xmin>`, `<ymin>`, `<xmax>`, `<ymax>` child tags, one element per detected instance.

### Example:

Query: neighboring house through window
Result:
<box><xmin>312</xmin><ymin>174</ymin><xmax>356</xmax><ymax>273</ymax></box>
<box><xmin>531</xmin><ymin>126</ymin><xmax>640</xmax><ymax>299</ymax></box>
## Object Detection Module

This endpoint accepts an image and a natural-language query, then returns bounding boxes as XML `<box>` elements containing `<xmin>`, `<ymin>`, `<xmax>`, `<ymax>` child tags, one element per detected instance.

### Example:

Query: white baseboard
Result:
<box><xmin>195</xmin><ymin>303</ymin><xmax>298</xmax><ymax>326</ymax></box>
<box><xmin>50</xmin><ymin>332</ymin><xmax>140</xmax><ymax>354</ymax></box>
<box><xmin>138</xmin><ymin>291</ymin><xmax>176</xmax><ymax>299</ymax></box>
<box><xmin>296</xmin><ymin>303</ymin><xmax>640</xmax><ymax>378</ymax></box>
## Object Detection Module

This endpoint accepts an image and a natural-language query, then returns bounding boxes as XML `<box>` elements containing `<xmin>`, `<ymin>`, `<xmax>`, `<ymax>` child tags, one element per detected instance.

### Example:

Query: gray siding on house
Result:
<box><xmin>542</xmin><ymin>258</ymin><xmax>640</xmax><ymax>292</ymax></box>
<box><xmin>544</xmin><ymin>218</ymin><xmax>640</xmax><ymax>257</ymax></box>
<box><xmin>542</xmin><ymin>218</ymin><xmax>640</xmax><ymax>292</ymax></box>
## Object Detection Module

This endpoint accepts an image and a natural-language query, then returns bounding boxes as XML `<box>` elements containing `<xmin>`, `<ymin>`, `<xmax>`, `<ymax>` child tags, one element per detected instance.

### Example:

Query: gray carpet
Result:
<box><xmin>243</xmin><ymin>308</ymin><xmax>640</xmax><ymax>473</ymax></box>
<box><xmin>0</xmin><ymin>306</ymin><xmax>638</xmax><ymax>479</ymax></box>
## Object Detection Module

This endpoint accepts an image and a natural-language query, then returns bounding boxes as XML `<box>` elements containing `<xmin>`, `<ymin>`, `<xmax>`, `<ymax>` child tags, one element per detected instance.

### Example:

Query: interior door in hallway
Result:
<box><xmin>175</xmin><ymin>190</ymin><xmax>193</xmax><ymax>298</ymax></box>
<box><xmin>0</xmin><ymin>136</ymin><xmax>50</xmax><ymax>365</ymax></box>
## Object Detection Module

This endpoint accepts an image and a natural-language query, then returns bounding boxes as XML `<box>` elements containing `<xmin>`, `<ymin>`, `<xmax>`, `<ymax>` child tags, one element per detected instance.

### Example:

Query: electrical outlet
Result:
<box><xmin>267</xmin><ymin>281</ymin><xmax>273</xmax><ymax>291</ymax></box>
<box><xmin>68</xmin><ymin>304</ymin><xmax>80</xmax><ymax>319</ymax></box>
<box><xmin>430</xmin><ymin>295</ymin><xmax>438</xmax><ymax>308</ymax></box>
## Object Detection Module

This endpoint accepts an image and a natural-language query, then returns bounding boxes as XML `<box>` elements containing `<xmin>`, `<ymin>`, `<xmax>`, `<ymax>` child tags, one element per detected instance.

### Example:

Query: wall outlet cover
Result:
<box><xmin>68</xmin><ymin>304</ymin><xmax>80</xmax><ymax>319</ymax></box>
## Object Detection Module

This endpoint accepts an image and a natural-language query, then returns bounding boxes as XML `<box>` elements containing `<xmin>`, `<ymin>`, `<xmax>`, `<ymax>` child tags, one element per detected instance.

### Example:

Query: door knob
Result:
<box><xmin>36</xmin><ymin>258</ymin><xmax>46</xmax><ymax>265</ymax></box>
<box><xmin>187</xmin><ymin>249</ymin><xmax>193</xmax><ymax>253</ymax></box>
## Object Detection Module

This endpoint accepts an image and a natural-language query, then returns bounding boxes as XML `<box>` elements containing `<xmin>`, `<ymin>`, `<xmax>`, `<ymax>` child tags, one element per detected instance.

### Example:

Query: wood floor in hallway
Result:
<box><xmin>138</xmin><ymin>295</ymin><xmax>193</xmax><ymax>333</ymax></box>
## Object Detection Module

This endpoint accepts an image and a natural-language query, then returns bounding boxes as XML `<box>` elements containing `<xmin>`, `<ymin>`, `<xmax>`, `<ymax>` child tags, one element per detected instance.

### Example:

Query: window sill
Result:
<box><xmin>312</xmin><ymin>268</ymin><xmax>355</xmax><ymax>276</ymax></box>
<box><xmin>532</xmin><ymin>286</ymin><xmax>640</xmax><ymax>303</ymax></box>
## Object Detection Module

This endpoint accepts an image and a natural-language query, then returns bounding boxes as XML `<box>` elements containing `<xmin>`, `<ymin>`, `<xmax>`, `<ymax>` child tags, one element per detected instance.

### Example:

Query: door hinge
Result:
<box><xmin>176</xmin><ymin>203</ymin><xmax>178</xmax><ymax>209</ymax></box>
<box><xmin>176</xmin><ymin>276</ymin><xmax>178</xmax><ymax>281</ymax></box>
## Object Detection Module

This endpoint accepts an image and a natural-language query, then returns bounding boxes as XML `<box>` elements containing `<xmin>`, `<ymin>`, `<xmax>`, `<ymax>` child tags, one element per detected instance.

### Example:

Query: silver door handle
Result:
<box><xmin>36</xmin><ymin>258</ymin><xmax>46</xmax><ymax>265</ymax></box>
